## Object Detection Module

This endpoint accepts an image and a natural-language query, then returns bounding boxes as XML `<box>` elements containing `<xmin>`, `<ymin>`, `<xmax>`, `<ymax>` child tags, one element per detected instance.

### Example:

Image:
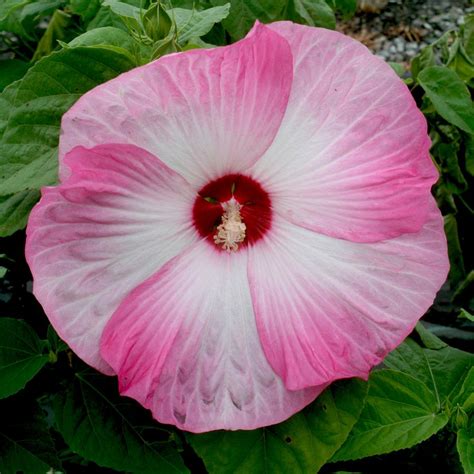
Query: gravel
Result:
<box><xmin>339</xmin><ymin>0</ymin><xmax>473</xmax><ymax>63</ymax></box>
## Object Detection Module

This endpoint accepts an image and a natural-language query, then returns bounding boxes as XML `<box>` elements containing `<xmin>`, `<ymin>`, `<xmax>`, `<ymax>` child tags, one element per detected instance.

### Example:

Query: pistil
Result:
<box><xmin>213</xmin><ymin>199</ymin><xmax>246</xmax><ymax>252</ymax></box>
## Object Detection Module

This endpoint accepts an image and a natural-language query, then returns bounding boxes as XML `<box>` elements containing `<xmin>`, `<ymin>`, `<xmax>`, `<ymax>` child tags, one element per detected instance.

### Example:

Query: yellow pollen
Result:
<box><xmin>213</xmin><ymin>199</ymin><xmax>246</xmax><ymax>252</ymax></box>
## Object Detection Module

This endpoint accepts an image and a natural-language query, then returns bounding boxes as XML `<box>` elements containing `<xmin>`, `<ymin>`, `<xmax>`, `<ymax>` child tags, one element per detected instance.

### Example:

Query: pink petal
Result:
<box><xmin>249</xmin><ymin>22</ymin><xmax>437</xmax><ymax>243</ymax></box>
<box><xmin>248</xmin><ymin>201</ymin><xmax>449</xmax><ymax>390</ymax></box>
<box><xmin>59</xmin><ymin>23</ymin><xmax>293</xmax><ymax>186</ymax></box>
<box><xmin>25</xmin><ymin>144</ymin><xmax>197</xmax><ymax>373</ymax></box>
<box><xmin>100</xmin><ymin>243</ymin><xmax>323</xmax><ymax>432</ymax></box>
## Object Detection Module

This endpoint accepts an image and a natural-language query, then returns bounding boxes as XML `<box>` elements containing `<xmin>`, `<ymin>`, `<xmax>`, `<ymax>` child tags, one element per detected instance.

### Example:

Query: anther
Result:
<box><xmin>213</xmin><ymin>199</ymin><xmax>246</xmax><ymax>252</ymax></box>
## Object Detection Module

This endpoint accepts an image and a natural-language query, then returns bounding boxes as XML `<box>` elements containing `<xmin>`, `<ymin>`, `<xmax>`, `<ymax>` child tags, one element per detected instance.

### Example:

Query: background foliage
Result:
<box><xmin>0</xmin><ymin>0</ymin><xmax>473</xmax><ymax>472</ymax></box>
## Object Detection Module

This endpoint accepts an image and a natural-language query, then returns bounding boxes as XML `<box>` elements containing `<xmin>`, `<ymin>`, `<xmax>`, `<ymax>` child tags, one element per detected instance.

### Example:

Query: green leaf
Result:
<box><xmin>19</xmin><ymin>0</ymin><xmax>63</xmax><ymax>22</ymax></box>
<box><xmin>332</xmin><ymin>370</ymin><xmax>450</xmax><ymax>461</ymax></box>
<box><xmin>0</xmin><ymin>45</ymin><xmax>136</xmax><ymax>198</ymax></box>
<box><xmin>389</xmin><ymin>62</ymin><xmax>405</xmax><ymax>77</ymax></box>
<box><xmin>69</xmin><ymin>0</ymin><xmax>101</xmax><ymax>22</ymax></box>
<box><xmin>0</xmin><ymin>397</ymin><xmax>60</xmax><ymax>473</ymax></box>
<box><xmin>459</xmin><ymin>308</ymin><xmax>474</xmax><ymax>323</ymax></box>
<box><xmin>415</xmin><ymin>323</ymin><xmax>447</xmax><ymax>350</ymax></box>
<box><xmin>444</xmin><ymin>213</ymin><xmax>467</xmax><ymax>287</ymax></box>
<box><xmin>188</xmin><ymin>379</ymin><xmax>367</xmax><ymax>473</ymax></box>
<box><xmin>32</xmin><ymin>9</ymin><xmax>73</xmax><ymax>62</ymax></box>
<box><xmin>288</xmin><ymin>0</ymin><xmax>336</xmax><ymax>29</ymax></box>
<box><xmin>411</xmin><ymin>45</ymin><xmax>435</xmax><ymax>80</ymax></box>
<box><xmin>0</xmin><ymin>318</ymin><xmax>48</xmax><ymax>399</ymax></box>
<box><xmin>68</xmin><ymin>26</ymin><xmax>140</xmax><ymax>58</ymax></box>
<box><xmin>103</xmin><ymin>0</ymin><xmax>142</xmax><ymax>29</ymax></box>
<box><xmin>171</xmin><ymin>4</ymin><xmax>231</xmax><ymax>46</ymax></box>
<box><xmin>212</xmin><ymin>0</ymin><xmax>286</xmax><ymax>40</ymax></box>
<box><xmin>47</xmin><ymin>325</ymin><xmax>69</xmax><ymax>358</ymax></box>
<box><xmin>0</xmin><ymin>59</ymin><xmax>29</xmax><ymax>92</ymax></box>
<box><xmin>332</xmin><ymin>0</ymin><xmax>357</xmax><ymax>18</ymax></box>
<box><xmin>86</xmin><ymin>5</ymin><xmax>127</xmax><ymax>30</ymax></box>
<box><xmin>0</xmin><ymin>189</ymin><xmax>40</xmax><ymax>237</ymax></box>
<box><xmin>457</xmin><ymin>416</ymin><xmax>474</xmax><ymax>474</ymax></box>
<box><xmin>466</xmin><ymin>133</ymin><xmax>474</xmax><ymax>176</ymax></box>
<box><xmin>54</xmin><ymin>372</ymin><xmax>188</xmax><ymax>473</ymax></box>
<box><xmin>0</xmin><ymin>0</ymin><xmax>29</xmax><ymax>21</ymax></box>
<box><xmin>432</xmin><ymin>142</ymin><xmax>468</xmax><ymax>194</ymax></box>
<box><xmin>385</xmin><ymin>333</ymin><xmax>474</xmax><ymax>405</ymax></box>
<box><xmin>449</xmin><ymin>42</ymin><xmax>474</xmax><ymax>84</ymax></box>
<box><xmin>463</xmin><ymin>14</ymin><xmax>474</xmax><ymax>61</ymax></box>
<box><xmin>453</xmin><ymin>270</ymin><xmax>474</xmax><ymax>306</ymax></box>
<box><xmin>418</xmin><ymin>66</ymin><xmax>474</xmax><ymax>134</ymax></box>
<box><xmin>1</xmin><ymin>0</ymin><xmax>64</xmax><ymax>40</ymax></box>
<box><xmin>143</xmin><ymin>2</ymin><xmax>172</xmax><ymax>41</ymax></box>
<box><xmin>452</xmin><ymin>367</ymin><xmax>474</xmax><ymax>414</ymax></box>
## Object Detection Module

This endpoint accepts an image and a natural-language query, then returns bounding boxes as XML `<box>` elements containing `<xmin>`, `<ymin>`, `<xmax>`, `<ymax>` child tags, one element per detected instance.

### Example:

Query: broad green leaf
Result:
<box><xmin>0</xmin><ymin>397</ymin><xmax>60</xmax><ymax>473</ymax></box>
<box><xmin>0</xmin><ymin>318</ymin><xmax>48</xmax><ymax>398</ymax></box>
<box><xmin>332</xmin><ymin>370</ymin><xmax>449</xmax><ymax>461</ymax></box>
<box><xmin>143</xmin><ymin>2</ymin><xmax>172</xmax><ymax>41</ymax></box>
<box><xmin>453</xmin><ymin>270</ymin><xmax>474</xmax><ymax>305</ymax></box>
<box><xmin>87</xmin><ymin>5</ymin><xmax>127</xmax><ymax>30</ymax></box>
<box><xmin>54</xmin><ymin>372</ymin><xmax>188</xmax><ymax>473</ymax></box>
<box><xmin>0</xmin><ymin>59</ymin><xmax>29</xmax><ymax>92</ymax></box>
<box><xmin>418</xmin><ymin>66</ymin><xmax>474</xmax><ymax>134</ymax></box>
<box><xmin>19</xmin><ymin>0</ymin><xmax>63</xmax><ymax>22</ymax></box>
<box><xmin>415</xmin><ymin>322</ymin><xmax>448</xmax><ymax>350</ymax></box>
<box><xmin>0</xmin><ymin>9</ymin><xmax>28</xmax><ymax>39</ymax></box>
<box><xmin>463</xmin><ymin>14</ymin><xmax>474</xmax><ymax>61</ymax></box>
<box><xmin>188</xmin><ymin>379</ymin><xmax>367</xmax><ymax>474</ymax></box>
<box><xmin>459</xmin><ymin>308</ymin><xmax>474</xmax><ymax>323</ymax></box>
<box><xmin>103</xmin><ymin>0</ymin><xmax>142</xmax><ymax>30</ymax></box>
<box><xmin>32</xmin><ymin>9</ymin><xmax>73</xmax><ymax>61</ymax></box>
<box><xmin>333</xmin><ymin>0</ymin><xmax>357</xmax><ymax>18</ymax></box>
<box><xmin>385</xmin><ymin>333</ymin><xmax>474</xmax><ymax>405</ymax></box>
<box><xmin>432</xmin><ymin>142</ymin><xmax>468</xmax><ymax>194</ymax></box>
<box><xmin>452</xmin><ymin>367</ymin><xmax>474</xmax><ymax>414</ymax></box>
<box><xmin>47</xmin><ymin>325</ymin><xmax>69</xmax><ymax>360</ymax></box>
<box><xmin>466</xmin><ymin>133</ymin><xmax>474</xmax><ymax>176</ymax></box>
<box><xmin>212</xmin><ymin>0</ymin><xmax>286</xmax><ymax>40</ymax></box>
<box><xmin>449</xmin><ymin>41</ymin><xmax>474</xmax><ymax>83</ymax></box>
<box><xmin>69</xmin><ymin>0</ymin><xmax>101</xmax><ymax>22</ymax></box>
<box><xmin>0</xmin><ymin>45</ymin><xmax>136</xmax><ymax>198</ymax></box>
<box><xmin>171</xmin><ymin>4</ymin><xmax>231</xmax><ymax>45</ymax></box>
<box><xmin>288</xmin><ymin>0</ymin><xmax>335</xmax><ymax>29</ymax></box>
<box><xmin>457</xmin><ymin>417</ymin><xmax>474</xmax><ymax>474</ymax></box>
<box><xmin>411</xmin><ymin>45</ymin><xmax>435</xmax><ymax>80</ymax></box>
<box><xmin>1</xmin><ymin>0</ymin><xmax>64</xmax><ymax>40</ymax></box>
<box><xmin>444</xmin><ymin>214</ymin><xmax>466</xmax><ymax>287</ymax></box>
<box><xmin>164</xmin><ymin>0</ymin><xmax>212</xmax><ymax>6</ymax></box>
<box><xmin>389</xmin><ymin>62</ymin><xmax>405</xmax><ymax>77</ymax></box>
<box><xmin>0</xmin><ymin>190</ymin><xmax>40</xmax><ymax>237</ymax></box>
<box><xmin>68</xmin><ymin>26</ymin><xmax>141</xmax><ymax>60</ymax></box>
<box><xmin>0</xmin><ymin>0</ymin><xmax>29</xmax><ymax>21</ymax></box>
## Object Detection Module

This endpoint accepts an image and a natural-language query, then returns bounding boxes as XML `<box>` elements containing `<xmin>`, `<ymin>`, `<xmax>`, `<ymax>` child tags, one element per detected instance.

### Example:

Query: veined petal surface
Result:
<box><xmin>100</xmin><ymin>243</ymin><xmax>323</xmax><ymax>432</ymax></box>
<box><xmin>59</xmin><ymin>24</ymin><xmax>293</xmax><ymax>186</ymax></box>
<box><xmin>250</xmin><ymin>22</ymin><xmax>437</xmax><ymax>243</ymax></box>
<box><xmin>26</xmin><ymin>144</ymin><xmax>197</xmax><ymax>373</ymax></box>
<box><xmin>248</xmin><ymin>203</ymin><xmax>449</xmax><ymax>390</ymax></box>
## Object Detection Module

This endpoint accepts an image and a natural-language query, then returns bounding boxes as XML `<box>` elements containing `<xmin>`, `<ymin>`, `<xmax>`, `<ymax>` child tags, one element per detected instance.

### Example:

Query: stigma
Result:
<box><xmin>213</xmin><ymin>199</ymin><xmax>246</xmax><ymax>252</ymax></box>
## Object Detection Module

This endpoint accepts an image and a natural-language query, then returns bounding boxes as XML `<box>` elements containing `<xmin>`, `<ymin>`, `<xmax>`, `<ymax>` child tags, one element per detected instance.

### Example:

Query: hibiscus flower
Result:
<box><xmin>25</xmin><ymin>22</ymin><xmax>449</xmax><ymax>433</ymax></box>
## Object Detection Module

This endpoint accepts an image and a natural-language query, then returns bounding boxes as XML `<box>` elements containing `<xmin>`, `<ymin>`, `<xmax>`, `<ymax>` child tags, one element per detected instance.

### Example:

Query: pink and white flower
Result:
<box><xmin>25</xmin><ymin>21</ymin><xmax>449</xmax><ymax>433</ymax></box>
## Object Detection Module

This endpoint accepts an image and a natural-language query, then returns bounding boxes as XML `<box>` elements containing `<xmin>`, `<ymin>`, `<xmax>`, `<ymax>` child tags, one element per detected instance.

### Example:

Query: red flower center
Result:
<box><xmin>192</xmin><ymin>174</ymin><xmax>272</xmax><ymax>250</ymax></box>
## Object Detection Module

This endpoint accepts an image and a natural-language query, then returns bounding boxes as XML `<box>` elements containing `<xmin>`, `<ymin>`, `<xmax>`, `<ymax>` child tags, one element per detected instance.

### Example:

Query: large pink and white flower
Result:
<box><xmin>26</xmin><ymin>21</ymin><xmax>449</xmax><ymax>433</ymax></box>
